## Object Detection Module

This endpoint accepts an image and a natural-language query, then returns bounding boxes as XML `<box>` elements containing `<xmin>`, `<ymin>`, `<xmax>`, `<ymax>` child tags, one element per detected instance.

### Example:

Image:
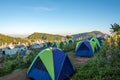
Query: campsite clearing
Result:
<box><xmin>0</xmin><ymin>51</ymin><xmax>90</xmax><ymax>80</ymax></box>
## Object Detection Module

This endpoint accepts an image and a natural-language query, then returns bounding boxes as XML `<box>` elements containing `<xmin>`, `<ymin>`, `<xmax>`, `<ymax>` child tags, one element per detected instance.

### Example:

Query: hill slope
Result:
<box><xmin>27</xmin><ymin>32</ymin><xmax>65</xmax><ymax>41</ymax></box>
<box><xmin>0</xmin><ymin>33</ymin><xmax>28</xmax><ymax>44</ymax></box>
<box><xmin>72</xmin><ymin>31</ymin><xmax>105</xmax><ymax>40</ymax></box>
<box><xmin>0</xmin><ymin>31</ymin><xmax>105</xmax><ymax>44</ymax></box>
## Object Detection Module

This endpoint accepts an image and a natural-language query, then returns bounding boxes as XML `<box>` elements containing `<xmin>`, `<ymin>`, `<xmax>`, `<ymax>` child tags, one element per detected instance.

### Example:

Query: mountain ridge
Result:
<box><xmin>0</xmin><ymin>33</ymin><xmax>28</xmax><ymax>44</ymax></box>
<box><xmin>27</xmin><ymin>32</ymin><xmax>65</xmax><ymax>41</ymax></box>
<box><xmin>0</xmin><ymin>31</ymin><xmax>106</xmax><ymax>44</ymax></box>
<box><xmin>72</xmin><ymin>31</ymin><xmax>105</xmax><ymax>40</ymax></box>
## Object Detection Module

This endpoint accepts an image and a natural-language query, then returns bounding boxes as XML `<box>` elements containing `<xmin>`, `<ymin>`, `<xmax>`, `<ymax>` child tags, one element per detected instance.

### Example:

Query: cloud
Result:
<box><xmin>22</xmin><ymin>6</ymin><xmax>54</xmax><ymax>12</ymax></box>
<box><xmin>32</xmin><ymin>7</ymin><xmax>53</xmax><ymax>11</ymax></box>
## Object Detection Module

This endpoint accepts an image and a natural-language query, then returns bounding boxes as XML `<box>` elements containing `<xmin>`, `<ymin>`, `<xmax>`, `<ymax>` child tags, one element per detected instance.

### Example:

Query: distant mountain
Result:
<box><xmin>72</xmin><ymin>31</ymin><xmax>105</xmax><ymax>40</ymax></box>
<box><xmin>0</xmin><ymin>33</ymin><xmax>28</xmax><ymax>44</ymax></box>
<box><xmin>27</xmin><ymin>32</ymin><xmax>65</xmax><ymax>41</ymax></box>
<box><xmin>8</xmin><ymin>34</ymin><xmax>29</xmax><ymax>38</ymax></box>
<box><xmin>0</xmin><ymin>31</ymin><xmax>105</xmax><ymax>44</ymax></box>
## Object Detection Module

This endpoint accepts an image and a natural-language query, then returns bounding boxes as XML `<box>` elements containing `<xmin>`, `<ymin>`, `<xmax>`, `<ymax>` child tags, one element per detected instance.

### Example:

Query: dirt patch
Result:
<box><xmin>0</xmin><ymin>69</ymin><xmax>29</xmax><ymax>80</ymax></box>
<box><xmin>67</xmin><ymin>51</ymin><xmax>90</xmax><ymax>67</ymax></box>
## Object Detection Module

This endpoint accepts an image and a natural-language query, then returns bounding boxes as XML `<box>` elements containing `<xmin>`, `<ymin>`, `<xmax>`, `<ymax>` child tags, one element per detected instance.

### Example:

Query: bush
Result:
<box><xmin>0</xmin><ymin>47</ymin><xmax>41</xmax><ymax>77</ymax></box>
<box><xmin>60</xmin><ymin>41</ymin><xmax>77</xmax><ymax>52</ymax></box>
<box><xmin>0</xmin><ymin>59</ymin><xmax>16</xmax><ymax>76</ymax></box>
<box><xmin>72</xmin><ymin>39</ymin><xmax>120</xmax><ymax>80</ymax></box>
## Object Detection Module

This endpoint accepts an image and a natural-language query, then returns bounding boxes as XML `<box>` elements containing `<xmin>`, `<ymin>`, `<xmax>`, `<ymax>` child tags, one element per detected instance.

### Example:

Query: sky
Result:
<box><xmin>0</xmin><ymin>0</ymin><xmax>120</xmax><ymax>36</ymax></box>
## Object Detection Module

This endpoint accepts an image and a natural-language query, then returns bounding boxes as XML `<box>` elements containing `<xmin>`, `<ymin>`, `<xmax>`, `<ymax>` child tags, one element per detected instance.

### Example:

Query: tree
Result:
<box><xmin>110</xmin><ymin>23</ymin><xmax>120</xmax><ymax>34</ymax></box>
<box><xmin>41</xmin><ymin>36</ymin><xmax>46</xmax><ymax>40</ymax></box>
<box><xmin>66</xmin><ymin>35</ymin><xmax>73</xmax><ymax>39</ymax></box>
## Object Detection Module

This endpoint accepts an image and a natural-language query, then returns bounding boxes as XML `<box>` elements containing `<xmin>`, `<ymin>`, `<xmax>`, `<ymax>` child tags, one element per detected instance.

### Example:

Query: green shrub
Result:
<box><xmin>60</xmin><ymin>41</ymin><xmax>77</xmax><ymax>52</ymax></box>
<box><xmin>72</xmin><ymin>40</ymin><xmax>120</xmax><ymax>80</ymax></box>
<box><xmin>0</xmin><ymin>59</ymin><xmax>16</xmax><ymax>76</ymax></box>
<box><xmin>0</xmin><ymin>47</ymin><xmax>41</xmax><ymax>77</ymax></box>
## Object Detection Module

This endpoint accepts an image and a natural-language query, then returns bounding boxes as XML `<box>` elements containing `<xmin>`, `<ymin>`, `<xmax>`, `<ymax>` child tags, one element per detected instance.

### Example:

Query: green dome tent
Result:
<box><xmin>64</xmin><ymin>41</ymin><xmax>68</xmax><ymax>45</ymax></box>
<box><xmin>68</xmin><ymin>39</ymin><xmax>74</xmax><ymax>44</ymax></box>
<box><xmin>75</xmin><ymin>41</ymin><xmax>82</xmax><ymax>51</ymax></box>
<box><xmin>89</xmin><ymin>40</ymin><xmax>96</xmax><ymax>53</ymax></box>
<box><xmin>75</xmin><ymin>40</ymin><xmax>94</xmax><ymax>57</ymax></box>
<box><xmin>51</xmin><ymin>42</ymin><xmax>60</xmax><ymax>48</ymax></box>
<box><xmin>89</xmin><ymin>37</ymin><xmax>101</xmax><ymax>52</ymax></box>
<box><xmin>27</xmin><ymin>47</ymin><xmax>75</xmax><ymax>80</ymax></box>
<box><xmin>60</xmin><ymin>41</ymin><xmax>67</xmax><ymax>48</ymax></box>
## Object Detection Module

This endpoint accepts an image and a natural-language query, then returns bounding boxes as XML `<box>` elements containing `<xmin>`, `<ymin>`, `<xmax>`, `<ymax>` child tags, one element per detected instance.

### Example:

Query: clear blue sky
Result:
<box><xmin>0</xmin><ymin>0</ymin><xmax>120</xmax><ymax>35</ymax></box>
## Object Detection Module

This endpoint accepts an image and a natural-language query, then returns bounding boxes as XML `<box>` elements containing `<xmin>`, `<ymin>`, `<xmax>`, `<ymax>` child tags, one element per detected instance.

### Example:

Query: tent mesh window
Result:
<box><xmin>92</xmin><ymin>39</ymin><xmax>95</xmax><ymax>42</ymax></box>
<box><xmin>34</xmin><ymin>57</ymin><xmax>47</xmax><ymax>72</ymax></box>
<box><xmin>79</xmin><ymin>43</ymin><xmax>89</xmax><ymax>50</ymax></box>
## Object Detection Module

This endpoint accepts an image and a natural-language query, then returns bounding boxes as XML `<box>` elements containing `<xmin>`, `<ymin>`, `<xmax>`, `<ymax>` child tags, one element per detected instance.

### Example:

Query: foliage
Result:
<box><xmin>72</xmin><ymin>40</ymin><xmax>120</xmax><ymax>80</ymax></box>
<box><xmin>110</xmin><ymin>23</ymin><xmax>120</xmax><ymax>34</ymax></box>
<box><xmin>0</xmin><ymin>48</ymin><xmax>41</xmax><ymax>77</ymax></box>
<box><xmin>59</xmin><ymin>41</ymin><xmax>77</xmax><ymax>52</ymax></box>
<box><xmin>66</xmin><ymin>35</ymin><xmax>73</xmax><ymax>39</ymax></box>
<box><xmin>0</xmin><ymin>56</ymin><xmax>16</xmax><ymax>76</ymax></box>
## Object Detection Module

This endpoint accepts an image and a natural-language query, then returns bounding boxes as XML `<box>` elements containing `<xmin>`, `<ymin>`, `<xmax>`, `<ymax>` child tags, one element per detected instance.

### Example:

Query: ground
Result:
<box><xmin>0</xmin><ymin>51</ymin><xmax>90</xmax><ymax>80</ymax></box>
<box><xmin>67</xmin><ymin>51</ymin><xmax>90</xmax><ymax>67</ymax></box>
<box><xmin>0</xmin><ymin>69</ymin><xmax>28</xmax><ymax>80</ymax></box>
